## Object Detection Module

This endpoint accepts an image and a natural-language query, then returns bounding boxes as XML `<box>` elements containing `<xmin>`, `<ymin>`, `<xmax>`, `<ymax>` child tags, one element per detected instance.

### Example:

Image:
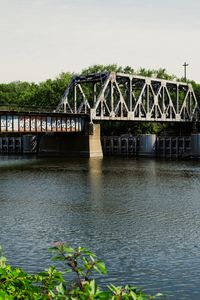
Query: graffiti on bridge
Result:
<box><xmin>0</xmin><ymin>114</ymin><xmax>84</xmax><ymax>133</ymax></box>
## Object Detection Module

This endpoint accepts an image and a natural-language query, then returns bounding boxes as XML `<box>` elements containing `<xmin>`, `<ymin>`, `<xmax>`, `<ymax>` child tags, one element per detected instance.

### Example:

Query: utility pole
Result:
<box><xmin>183</xmin><ymin>62</ymin><xmax>189</xmax><ymax>81</ymax></box>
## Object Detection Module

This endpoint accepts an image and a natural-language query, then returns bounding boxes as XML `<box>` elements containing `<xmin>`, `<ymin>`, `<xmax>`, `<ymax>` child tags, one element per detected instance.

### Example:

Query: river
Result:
<box><xmin>0</xmin><ymin>156</ymin><xmax>200</xmax><ymax>299</ymax></box>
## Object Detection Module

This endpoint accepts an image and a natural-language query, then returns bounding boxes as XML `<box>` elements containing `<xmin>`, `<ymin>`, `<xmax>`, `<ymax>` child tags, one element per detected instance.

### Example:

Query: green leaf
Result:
<box><xmin>56</xmin><ymin>282</ymin><xmax>66</xmax><ymax>295</ymax></box>
<box><xmin>95</xmin><ymin>261</ymin><xmax>107</xmax><ymax>274</ymax></box>
<box><xmin>0</xmin><ymin>290</ymin><xmax>14</xmax><ymax>300</ymax></box>
<box><xmin>130</xmin><ymin>290</ymin><xmax>138</xmax><ymax>300</ymax></box>
<box><xmin>0</xmin><ymin>256</ymin><xmax>7</xmax><ymax>268</ymax></box>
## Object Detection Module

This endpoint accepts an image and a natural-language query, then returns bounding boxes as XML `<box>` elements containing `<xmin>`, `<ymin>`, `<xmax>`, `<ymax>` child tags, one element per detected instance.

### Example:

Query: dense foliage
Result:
<box><xmin>0</xmin><ymin>72</ymin><xmax>72</xmax><ymax>109</ymax></box>
<box><xmin>0</xmin><ymin>64</ymin><xmax>199</xmax><ymax>110</ymax></box>
<box><xmin>0</xmin><ymin>244</ymin><xmax>162</xmax><ymax>300</ymax></box>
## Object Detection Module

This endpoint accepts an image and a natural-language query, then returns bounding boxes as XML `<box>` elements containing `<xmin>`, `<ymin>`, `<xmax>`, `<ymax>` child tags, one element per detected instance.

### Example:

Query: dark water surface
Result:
<box><xmin>0</xmin><ymin>156</ymin><xmax>200</xmax><ymax>299</ymax></box>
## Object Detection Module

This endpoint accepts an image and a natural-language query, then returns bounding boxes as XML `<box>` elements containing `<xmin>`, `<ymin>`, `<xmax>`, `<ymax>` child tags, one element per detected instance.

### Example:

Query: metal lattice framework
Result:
<box><xmin>56</xmin><ymin>72</ymin><xmax>199</xmax><ymax>122</ymax></box>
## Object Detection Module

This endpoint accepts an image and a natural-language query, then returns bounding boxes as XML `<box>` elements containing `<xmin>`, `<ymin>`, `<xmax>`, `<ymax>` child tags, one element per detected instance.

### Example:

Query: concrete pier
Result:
<box><xmin>87</xmin><ymin>123</ymin><xmax>103</xmax><ymax>158</ymax></box>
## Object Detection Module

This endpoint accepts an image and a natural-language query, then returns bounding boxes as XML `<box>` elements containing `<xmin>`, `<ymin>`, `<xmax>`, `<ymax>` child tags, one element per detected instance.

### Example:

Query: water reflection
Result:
<box><xmin>89</xmin><ymin>158</ymin><xmax>103</xmax><ymax>201</ymax></box>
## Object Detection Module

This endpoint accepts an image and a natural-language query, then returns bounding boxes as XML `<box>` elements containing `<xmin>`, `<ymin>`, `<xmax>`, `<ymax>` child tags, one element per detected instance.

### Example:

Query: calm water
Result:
<box><xmin>0</xmin><ymin>156</ymin><xmax>200</xmax><ymax>299</ymax></box>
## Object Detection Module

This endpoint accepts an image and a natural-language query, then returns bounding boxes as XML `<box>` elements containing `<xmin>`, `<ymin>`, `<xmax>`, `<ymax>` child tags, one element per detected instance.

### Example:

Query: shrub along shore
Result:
<box><xmin>0</xmin><ymin>243</ymin><xmax>162</xmax><ymax>299</ymax></box>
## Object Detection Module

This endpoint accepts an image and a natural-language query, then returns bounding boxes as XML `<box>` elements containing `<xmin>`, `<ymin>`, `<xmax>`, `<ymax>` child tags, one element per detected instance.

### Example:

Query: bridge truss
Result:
<box><xmin>56</xmin><ymin>72</ymin><xmax>199</xmax><ymax>122</ymax></box>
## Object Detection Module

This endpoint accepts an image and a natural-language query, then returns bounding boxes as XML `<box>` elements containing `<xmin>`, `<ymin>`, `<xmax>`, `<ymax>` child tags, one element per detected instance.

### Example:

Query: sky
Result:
<box><xmin>0</xmin><ymin>0</ymin><xmax>200</xmax><ymax>83</ymax></box>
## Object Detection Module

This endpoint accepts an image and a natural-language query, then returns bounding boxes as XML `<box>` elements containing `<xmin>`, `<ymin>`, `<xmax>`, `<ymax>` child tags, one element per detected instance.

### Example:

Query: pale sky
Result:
<box><xmin>0</xmin><ymin>0</ymin><xmax>200</xmax><ymax>83</ymax></box>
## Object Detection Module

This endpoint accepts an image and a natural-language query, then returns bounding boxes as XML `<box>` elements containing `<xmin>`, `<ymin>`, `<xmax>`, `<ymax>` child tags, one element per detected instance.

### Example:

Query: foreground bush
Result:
<box><xmin>0</xmin><ymin>244</ymin><xmax>162</xmax><ymax>299</ymax></box>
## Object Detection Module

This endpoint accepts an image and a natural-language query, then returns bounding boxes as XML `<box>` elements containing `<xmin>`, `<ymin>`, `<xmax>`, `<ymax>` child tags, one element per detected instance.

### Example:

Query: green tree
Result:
<box><xmin>0</xmin><ymin>65</ymin><xmax>199</xmax><ymax>111</ymax></box>
<box><xmin>81</xmin><ymin>64</ymin><xmax>123</xmax><ymax>75</ymax></box>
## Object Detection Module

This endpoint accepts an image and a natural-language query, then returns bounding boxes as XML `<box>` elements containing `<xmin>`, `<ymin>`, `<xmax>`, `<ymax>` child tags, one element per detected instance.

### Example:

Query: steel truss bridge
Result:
<box><xmin>56</xmin><ymin>72</ymin><xmax>199</xmax><ymax>123</ymax></box>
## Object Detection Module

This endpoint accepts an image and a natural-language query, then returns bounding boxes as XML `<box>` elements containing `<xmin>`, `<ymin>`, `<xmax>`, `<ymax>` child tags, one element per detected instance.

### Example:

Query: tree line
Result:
<box><xmin>0</xmin><ymin>64</ymin><xmax>200</xmax><ymax>110</ymax></box>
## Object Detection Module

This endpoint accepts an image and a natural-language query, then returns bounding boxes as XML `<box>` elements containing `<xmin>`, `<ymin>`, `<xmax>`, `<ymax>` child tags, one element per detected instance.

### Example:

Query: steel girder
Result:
<box><xmin>56</xmin><ymin>72</ymin><xmax>199</xmax><ymax>122</ymax></box>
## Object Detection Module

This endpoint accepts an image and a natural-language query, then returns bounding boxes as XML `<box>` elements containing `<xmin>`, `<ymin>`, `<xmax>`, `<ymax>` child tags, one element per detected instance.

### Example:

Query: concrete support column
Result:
<box><xmin>87</xmin><ymin>123</ymin><xmax>103</xmax><ymax>158</ymax></box>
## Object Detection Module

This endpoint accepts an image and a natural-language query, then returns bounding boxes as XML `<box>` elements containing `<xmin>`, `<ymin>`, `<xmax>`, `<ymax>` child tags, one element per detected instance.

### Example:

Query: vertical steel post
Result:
<box><xmin>183</xmin><ymin>62</ymin><xmax>189</xmax><ymax>81</ymax></box>
<box><xmin>129</xmin><ymin>77</ymin><xmax>132</xmax><ymax>111</ymax></box>
<box><xmin>176</xmin><ymin>85</ymin><xmax>179</xmax><ymax>114</ymax></box>
<box><xmin>110</xmin><ymin>81</ymin><xmax>114</xmax><ymax>115</ymax></box>
<box><xmin>147</xmin><ymin>84</ymin><xmax>149</xmax><ymax>114</ymax></box>
<box><xmin>74</xmin><ymin>84</ymin><xmax>77</xmax><ymax>113</ymax></box>
<box><xmin>93</xmin><ymin>83</ymin><xmax>97</xmax><ymax>106</ymax></box>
